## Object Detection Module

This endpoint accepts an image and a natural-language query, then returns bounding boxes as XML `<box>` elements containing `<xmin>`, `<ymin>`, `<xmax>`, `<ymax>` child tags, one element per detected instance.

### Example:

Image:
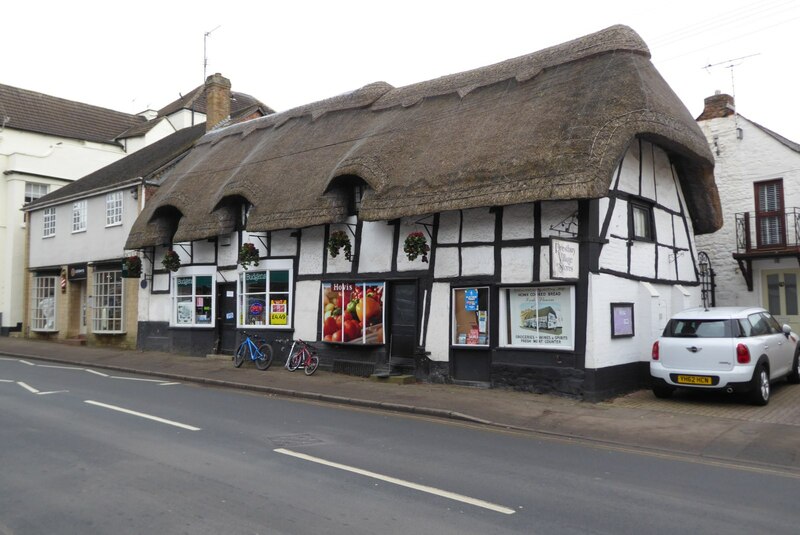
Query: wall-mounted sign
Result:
<box><xmin>611</xmin><ymin>302</ymin><xmax>635</xmax><ymax>338</ymax></box>
<box><xmin>68</xmin><ymin>264</ymin><xmax>88</xmax><ymax>281</ymax></box>
<box><xmin>550</xmin><ymin>238</ymin><xmax>579</xmax><ymax>281</ymax></box>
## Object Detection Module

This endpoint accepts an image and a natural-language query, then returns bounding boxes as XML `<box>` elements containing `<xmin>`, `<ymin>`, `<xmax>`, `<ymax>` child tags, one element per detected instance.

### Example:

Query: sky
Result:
<box><xmin>3</xmin><ymin>1</ymin><xmax>799</xmax><ymax>142</ymax></box>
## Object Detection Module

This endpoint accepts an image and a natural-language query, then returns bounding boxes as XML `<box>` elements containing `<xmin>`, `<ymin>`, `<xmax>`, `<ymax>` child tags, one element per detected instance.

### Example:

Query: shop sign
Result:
<box><xmin>550</xmin><ymin>238</ymin><xmax>579</xmax><ymax>280</ymax></box>
<box><xmin>68</xmin><ymin>264</ymin><xmax>88</xmax><ymax>281</ymax></box>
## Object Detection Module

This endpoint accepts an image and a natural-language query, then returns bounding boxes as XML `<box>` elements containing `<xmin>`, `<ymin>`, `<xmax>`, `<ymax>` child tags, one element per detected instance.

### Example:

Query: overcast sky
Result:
<box><xmin>4</xmin><ymin>1</ymin><xmax>799</xmax><ymax>142</ymax></box>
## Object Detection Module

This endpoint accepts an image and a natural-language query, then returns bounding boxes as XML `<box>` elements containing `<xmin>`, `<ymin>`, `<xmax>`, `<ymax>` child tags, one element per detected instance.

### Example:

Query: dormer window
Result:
<box><xmin>350</xmin><ymin>184</ymin><xmax>365</xmax><ymax>216</ymax></box>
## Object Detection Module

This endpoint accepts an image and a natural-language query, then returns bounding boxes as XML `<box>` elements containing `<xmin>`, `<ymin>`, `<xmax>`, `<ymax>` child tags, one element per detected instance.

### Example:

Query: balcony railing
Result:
<box><xmin>735</xmin><ymin>208</ymin><xmax>800</xmax><ymax>254</ymax></box>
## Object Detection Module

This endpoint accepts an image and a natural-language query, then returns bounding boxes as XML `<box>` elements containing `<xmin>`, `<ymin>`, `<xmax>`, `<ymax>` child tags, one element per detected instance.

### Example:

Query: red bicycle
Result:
<box><xmin>286</xmin><ymin>339</ymin><xmax>319</xmax><ymax>375</ymax></box>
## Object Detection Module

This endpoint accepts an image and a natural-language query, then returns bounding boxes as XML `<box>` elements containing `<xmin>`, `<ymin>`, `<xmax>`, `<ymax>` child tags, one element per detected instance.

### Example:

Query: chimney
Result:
<box><xmin>697</xmin><ymin>91</ymin><xmax>735</xmax><ymax>121</ymax></box>
<box><xmin>205</xmin><ymin>73</ymin><xmax>231</xmax><ymax>131</ymax></box>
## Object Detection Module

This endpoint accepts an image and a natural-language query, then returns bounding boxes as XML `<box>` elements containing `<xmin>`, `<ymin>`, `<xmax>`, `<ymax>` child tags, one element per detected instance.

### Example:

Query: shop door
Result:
<box><xmin>763</xmin><ymin>269</ymin><xmax>800</xmax><ymax>330</ymax></box>
<box><xmin>217</xmin><ymin>282</ymin><xmax>238</xmax><ymax>354</ymax></box>
<box><xmin>389</xmin><ymin>281</ymin><xmax>417</xmax><ymax>359</ymax></box>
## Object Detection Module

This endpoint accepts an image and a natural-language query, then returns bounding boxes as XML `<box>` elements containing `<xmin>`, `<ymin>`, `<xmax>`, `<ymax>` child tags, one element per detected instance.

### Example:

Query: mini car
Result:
<box><xmin>650</xmin><ymin>307</ymin><xmax>800</xmax><ymax>405</ymax></box>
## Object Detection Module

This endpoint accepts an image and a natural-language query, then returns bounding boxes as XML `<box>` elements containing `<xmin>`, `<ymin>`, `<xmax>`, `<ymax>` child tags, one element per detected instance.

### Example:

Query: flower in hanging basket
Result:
<box><xmin>404</xmin><ymin>231</ymin><xmax>430</xmax><ymax>262</ymax></box>
<box><xmin>122</xmin><ymin>255</ymin><xmax>142</xmax><ymax>277</ymax></box>
<box><xmin>161</xmin><ymin>249</ymin><xmax>181</xmax><ymax>272</ymax></box>
<box><xmin>327</xmin><ymin>230</ymin><xmax>352</xmax><ymax>261</ymax></box>
<box><xmin>239</xmin><ymin>242</ymin><xmax>260</xmax><ymax>270</ymax></box>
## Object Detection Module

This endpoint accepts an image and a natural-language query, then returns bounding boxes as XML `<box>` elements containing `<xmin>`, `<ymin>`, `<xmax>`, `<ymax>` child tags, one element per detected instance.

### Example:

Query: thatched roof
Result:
<box><xmin>127</xmin><ymin>25</ymin><xmax>720</xmax><ymax>249</ymax></box>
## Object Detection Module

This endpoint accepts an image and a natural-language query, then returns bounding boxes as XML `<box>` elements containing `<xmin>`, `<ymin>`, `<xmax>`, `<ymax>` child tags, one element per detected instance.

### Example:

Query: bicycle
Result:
<box><xmin>286</xmin><ymin>339</ymin><xmax>319</xmax><ymax>375</ymax></box>
<box><xmin>233</xmin><ymin>331</ymin><xmax>273</xmax><ymax>370</ymax></box>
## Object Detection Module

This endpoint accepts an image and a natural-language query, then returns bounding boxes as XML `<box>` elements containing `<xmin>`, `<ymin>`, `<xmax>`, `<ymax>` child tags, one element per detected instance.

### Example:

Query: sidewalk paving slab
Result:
<box><xmin>2</xmin><ymin>337</ymin><xmax>799</xmax><ymax>472</ymax></box>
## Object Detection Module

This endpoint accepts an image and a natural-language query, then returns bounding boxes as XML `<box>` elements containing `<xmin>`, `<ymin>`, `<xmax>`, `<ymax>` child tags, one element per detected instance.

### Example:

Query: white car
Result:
<box><xmin>650</xmin><ymin>307</ymin><xmax>800</xmax><ymax>405</ymax></box>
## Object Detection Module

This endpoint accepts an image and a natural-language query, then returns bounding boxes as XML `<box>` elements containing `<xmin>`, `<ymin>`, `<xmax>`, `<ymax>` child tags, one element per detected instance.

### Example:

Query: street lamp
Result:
<box><xmin>697</xmin><ymin>252</ymin><xmax>713</xmax><ymax>310</ymax></box>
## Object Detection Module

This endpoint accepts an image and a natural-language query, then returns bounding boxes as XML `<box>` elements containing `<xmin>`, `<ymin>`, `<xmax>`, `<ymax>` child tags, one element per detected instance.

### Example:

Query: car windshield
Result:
<box><xmin>666</xmin><ymin>319</ymin><xmax>729</xmax><ymax>338</ymax></box>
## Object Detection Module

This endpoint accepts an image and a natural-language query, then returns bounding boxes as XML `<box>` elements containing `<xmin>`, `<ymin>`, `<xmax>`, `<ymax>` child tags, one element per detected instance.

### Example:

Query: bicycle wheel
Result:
<box><xmin>304</xmin><ymin>355</ymin><xmax>319</xmax><ymax>376</ymax></box>
<box><xmin>233</xmin><ymin>342</ymin><xmax>248</xmax><ymax>368</ymax></box>
<box><xmin>254</xmin><ymin>343</ymin><xmax>273</xmax><ymax>370</ymax></box>
<box><xmin>287</xmin><ymin>348</ymin><xmax>304</xmax><ymax>371</ymax></box>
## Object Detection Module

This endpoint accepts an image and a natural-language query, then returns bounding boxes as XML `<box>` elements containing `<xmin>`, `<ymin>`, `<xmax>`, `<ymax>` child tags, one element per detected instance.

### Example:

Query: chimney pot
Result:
<box><xmin>697</xmin><ymin>93</ymin><xmax>735</xmax><ymax>121</ymax></box>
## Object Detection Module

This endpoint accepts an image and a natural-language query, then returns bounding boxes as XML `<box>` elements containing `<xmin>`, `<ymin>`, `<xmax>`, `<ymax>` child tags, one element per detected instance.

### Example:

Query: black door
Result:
<box><xmin>389</xmin><ymin>281</ymin><xmax>417</xmax><ymax>360</ymax></box>
<box><xmin>217</xmin><ymin>282</ymin><xmax>238</xmax><ymax>354</ymax></box>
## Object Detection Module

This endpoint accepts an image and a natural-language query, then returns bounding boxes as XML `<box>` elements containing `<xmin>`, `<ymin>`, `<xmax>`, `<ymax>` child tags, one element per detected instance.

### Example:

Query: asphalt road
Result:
<box><xmin>1</xmin><ymin>357</ymin><xmax>798</xmax><ymax>534</ymax></box>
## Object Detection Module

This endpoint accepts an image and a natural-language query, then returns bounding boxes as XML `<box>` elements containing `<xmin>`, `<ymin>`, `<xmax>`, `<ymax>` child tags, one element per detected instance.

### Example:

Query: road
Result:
<box><xmin>1</xmin><ymin>356</ymin><xmax>798</xmax><ymax>534</ymax></box>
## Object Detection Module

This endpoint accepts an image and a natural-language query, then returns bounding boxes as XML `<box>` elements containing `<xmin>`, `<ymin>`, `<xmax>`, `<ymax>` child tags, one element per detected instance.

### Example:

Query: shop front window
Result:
<box><xmin>173</xmin><ymin>274</ymin><xmax>214</xmax><ymax>326</ymax></box>
<box><xmin>238</xmin><ymin>267</ymin><xmax>292</xmax><ymax>327</ymax></box>
<box><xmin>322</xmin><ymin>282</ymin><xmax>384</xmax><ymax>344</ymax></box>
<box><xmin>31</xmin><ymin>276</ymin><xmax>58</xmax><ymax>331</ymax></box>
<box><xmin>500</xmin><ymin>286</ymin><xmax>575</xmax><ymax>350</ymax></box>
<box><xmin>452</xmin><ymin>287</ymin><xmax>490</xmax><ymax>346</ymax></box>
<box><xmin>92</xmin><ymin>271</ymin><xmax>124</xmax><ymax>333</ymax></box>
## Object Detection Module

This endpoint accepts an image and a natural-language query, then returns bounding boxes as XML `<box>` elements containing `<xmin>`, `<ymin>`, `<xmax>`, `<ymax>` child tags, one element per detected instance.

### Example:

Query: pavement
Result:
<box><xmin>2</xmin><ymin>337</ymin><xmax>799</xmax><ymax>472</ymax></box>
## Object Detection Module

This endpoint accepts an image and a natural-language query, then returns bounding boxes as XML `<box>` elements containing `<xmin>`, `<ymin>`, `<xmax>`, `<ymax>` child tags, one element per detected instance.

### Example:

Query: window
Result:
<box><xmin>31</xmin><ymin>276</ymin><xmax>58</xmax><ymax>331</ymax></box>
<box><xmin>500</xmin><ymin>286</ymin><xmax>575</xmax><ymax>350</ymax></box>
<box><xmin>25</xmin><ymin>182</ymin><xmax>49</xmax><ymax>204</ymax></box>
<box><xmin>72</xmin><ymin>200</ymin><xmax>87</xmax><ymax>233</ymax></box>
<box><xmin>452</xmin><ymin>287</ymin><xmax>490</xmax><ymax>346</ymax></box>
<box><xmin>43</xmin><ymin>208</ymin><xmax>56</xmax><ymax>238</ymax></box>
<box><xmin>630</xmin><ymin>201</ymin><xmax>653</xmax><ymax>240</ymax></box>
<box><xmin>172</xmin><ymin>274</ymin><xmax>214</xmax><ymax>326</ymax></box>
<box><xmin>106</xmin><ymin>191</ymin><xmax>123</xmax><ymax>226</ymax></box>
<box><xmin>755</xmin><ymin>179</ymin><xmax>784</xmax><ymax>247</ymax></box>
<box><xmin>92</xmin><ymin>271</ymin><xmax>124</xmax><ymax>333</ymax></box>
<box><xmin>322</xmin><ymin>282</ymin><xmax>385</xmax><ymax>344</ymax></box>
<box><xmin>239</xmin><ymin>267</ymin><xmax>292</xmax><ymax>327</ymax></box>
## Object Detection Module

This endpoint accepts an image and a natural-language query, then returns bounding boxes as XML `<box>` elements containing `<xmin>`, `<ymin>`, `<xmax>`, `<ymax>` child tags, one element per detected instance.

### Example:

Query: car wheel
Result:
<box><xmin>788</xmin><ymin>350</ymin><xmax>800</xmax><ymax>384</ymax></box>
<box><xmin>749</xmin><ymin>364</ymin><xmax>770</xmax><ymax>406</ymax></box>
<box><xmin>652</xmin><ymin>382</ymin><xmax>675</xmax><ymax>399</ymax></box>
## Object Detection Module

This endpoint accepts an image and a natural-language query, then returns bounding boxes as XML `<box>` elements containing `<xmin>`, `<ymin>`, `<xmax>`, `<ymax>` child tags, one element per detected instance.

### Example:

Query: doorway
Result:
<box><xmin>763</xmin><ymin>269</ymin><xmax>800</xmax><ymax>329</ymax></box>
<box><xmin>388</xmin><ymin>281</ymin><xmax>417</xmax><ymax>363</ymax></box>
<box><xmin>217</xmin><ymin>282</ymin><xmax>238</xmax><ymax>354</ymax></box>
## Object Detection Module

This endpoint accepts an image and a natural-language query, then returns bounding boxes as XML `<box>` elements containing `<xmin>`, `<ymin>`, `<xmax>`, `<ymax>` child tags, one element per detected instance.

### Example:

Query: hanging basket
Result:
<box><xmin>239</xmin><ymin>242</ymin><xmax>260</xmax><ymax>270</ymax></box>
<box><xmin>404</xmin><ymin>231</ymin><xmax>430</xmax><ymax>262</ymax></box>
<box><xmin>327</xmin><ymin>230</ymin><xmax>353</xmax><ymax>262</ymax></box>
<box><xmin>161</xmin><ymin>249</ymin><xmax>181</xmax><ymax>272</ymax></box>
<box><xmin>121</xmin><ymin>255</ymin><xmax>142</xmax><ymax>278</ymax></box>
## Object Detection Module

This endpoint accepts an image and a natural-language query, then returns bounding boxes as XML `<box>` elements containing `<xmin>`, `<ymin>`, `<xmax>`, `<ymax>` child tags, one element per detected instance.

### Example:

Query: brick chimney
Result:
<box><xmin>205</xmin><ymin>73</ymin><xmax>231</xmax><ymax>131</ymax></box>
<box><xmin>697</xmin><ymin>91</ymin><xmax>735</xmax><ymax>121</ymax></box>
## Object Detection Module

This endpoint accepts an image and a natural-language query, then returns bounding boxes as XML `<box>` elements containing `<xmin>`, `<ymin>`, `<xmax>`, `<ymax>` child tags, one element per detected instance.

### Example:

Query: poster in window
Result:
<box><xmin>507</xmin><ymin>286</ymin><xmax>574</xmax><ymax>350</ymax></box>
<box><xmin>270</xmin><ymin>299</ymin><xmax>287</xmax><ymax>325</ymax></box>
<box><xmin>176</xmin><ymin>300</ymin><xmax>193</xmax><ymax>324</ymax></box>
<box><xmin>611</xmin><ymin>303</ymin><xmax>635</xmax><ymax>338</ymax></box>
<box><xmin>321</xmin><ymin>282</ymin><xmax>384</xmax><ymax>344</ymax></box>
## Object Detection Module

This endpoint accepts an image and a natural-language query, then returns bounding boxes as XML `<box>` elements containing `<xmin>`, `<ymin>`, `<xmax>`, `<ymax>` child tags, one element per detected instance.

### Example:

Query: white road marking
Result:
<box><xmin>85</xmin><ymin>369</ymin><xmax>109</xmax><ymax>377</ymax></box>
<box><xmin>0</xmin><ymin>379</ymin><xmax>14</xmax><ymax>383</ymax></box>
<box><xmin>17</xmin><ymin>382</ymin><xmax>39</xmax><ymax>394</ymax></box>
<box><xmin>158</xmin><ymin>382</ymin><xmax>180</xmax><ymax>386</ymax></box>
<box><xmin>274</xmin><ymin>448</ymin><xmax>516</xmax><ymax>515</ymax></box>
<box><xmin>37</xmin><ymin>390</ymin><xmax>68</xmax><ymax>395</ymax></box>
<box><xmin>84</xmin><ymin>400</ymin><xmax>201</xmax><ymax>431</ymax></box>
<box><xmin>110</xmin><ymin>376</ymin><xmax>168</xmax><ymax>383</ymax></box>
<box><xmin>37</xmin><ymin>364</ymin><xmax>82</xmax><ymax>370</ymax></box>
<box><xmin>19</xmin><ymin>360</ymin><xmax>35</xmax><ymax>366</ymax></box>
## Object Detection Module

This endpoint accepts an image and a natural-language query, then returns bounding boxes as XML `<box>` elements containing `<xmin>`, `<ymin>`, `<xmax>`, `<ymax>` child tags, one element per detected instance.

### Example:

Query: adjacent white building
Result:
<box><xmin>696</xmin><ymin>92</ymin><xmax>800</xmax><ymax>329</ymax></box>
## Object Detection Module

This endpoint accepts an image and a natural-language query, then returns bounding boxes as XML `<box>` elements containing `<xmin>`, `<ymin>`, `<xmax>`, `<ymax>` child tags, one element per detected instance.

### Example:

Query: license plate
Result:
<box><xmin>676</xmin><ymin>375</ymin><xmax>713</xmax><ymax>385</ymax></box>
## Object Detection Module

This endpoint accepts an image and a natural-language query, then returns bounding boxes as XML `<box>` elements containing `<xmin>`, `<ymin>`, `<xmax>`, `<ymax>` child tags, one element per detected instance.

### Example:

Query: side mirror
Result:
<box><xmin>782</xmin><ymin>324</ymin><xmax>792</xmax><ymax>336</ymax></box>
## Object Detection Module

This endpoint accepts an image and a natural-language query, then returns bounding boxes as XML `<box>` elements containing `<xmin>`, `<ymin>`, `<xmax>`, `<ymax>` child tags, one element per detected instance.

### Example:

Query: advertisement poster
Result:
<box><xmin>270</xmin><ymin>299</ymin><xmax>287</xmax><ymax>325</ymax></box>
<box><xmin>508</xmin><ymin>286</ymin><xmax>574</xmax><ymax>350</ymax></box>
<box><xmin>322</xmin><ymin>282</ymin><xmax>385</xmax><ymax>344</ymax></box>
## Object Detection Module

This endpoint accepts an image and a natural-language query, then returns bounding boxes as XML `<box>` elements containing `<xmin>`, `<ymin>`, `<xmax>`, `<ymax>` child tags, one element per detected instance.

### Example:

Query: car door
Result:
<box><xmin>761</xmin><ymin>312</ymin><xmax>795</xmax><ymax>378</ymax></box>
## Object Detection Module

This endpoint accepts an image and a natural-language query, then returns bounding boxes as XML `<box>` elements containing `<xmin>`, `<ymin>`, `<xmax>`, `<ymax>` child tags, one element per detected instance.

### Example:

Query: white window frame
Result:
<box><xmin>170</xmin><ymin>268</ymin><xmax>216</xmax><ymax>327</ymax></box>
<box><xmin>72</xmin><ymin>200</ymin><xmax>87</xmax><ymax>233</ymax></box>
<box><xmin>31</xmin><ymin>276</ymin><xmax>58</xmax><ymax>332</ymax></box>
<box><xmin>105</xmin><ymin>191</ymin><xmax>123</xmax><ymax>227</ymax></box>
<box><xmin>43</xmin><ymin>208</ymin><xmax>56</xmax><ymax>238</ymax></box>
<box><xmin>25</xmin><ymin>182</ymin><xmax>49</xmax><ymax>204</ymax></box>
<box><xmin>237</xmin><ymin>259</ymin><xmax>294</xmax><ymax>328</ymax></box>
<box><xmin>92</xmin><ymin>270</ymin><xmax>124</xmax><ymax>333</ymax></box>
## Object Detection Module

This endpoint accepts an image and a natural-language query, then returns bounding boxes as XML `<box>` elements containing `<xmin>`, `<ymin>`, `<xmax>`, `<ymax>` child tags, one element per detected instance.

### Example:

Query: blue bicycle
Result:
<box><xmin>233</xmin><ymin>331</ymin><xmax>273</xmax><ymax>370</ymax></box>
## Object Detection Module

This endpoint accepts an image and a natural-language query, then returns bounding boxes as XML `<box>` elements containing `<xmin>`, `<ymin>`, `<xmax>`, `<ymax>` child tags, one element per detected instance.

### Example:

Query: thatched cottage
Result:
<box><xmin>126</xmin><ymin>25</ymin><xmax>721</xmax><ymax>400</ymax></box>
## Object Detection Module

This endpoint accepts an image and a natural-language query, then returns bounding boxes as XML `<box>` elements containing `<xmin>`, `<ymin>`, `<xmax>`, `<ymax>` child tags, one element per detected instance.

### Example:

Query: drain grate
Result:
<box><xmin>268</xmin><ymin>433</ymin><xmax>325</xmax><ymax>448</ymax></box>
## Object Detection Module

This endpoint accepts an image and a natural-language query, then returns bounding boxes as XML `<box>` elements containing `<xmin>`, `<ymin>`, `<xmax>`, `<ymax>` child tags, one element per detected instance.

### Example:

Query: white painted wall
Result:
<box><xmin>696</xmin><ymin>114</ymin><xmax>800</xmax><ymax>309</ymax></box>
<box><xmin>299</xmin><ymin>226</ymin><xmax>325</xmax><ymax>276</ymax></box>
<box><xmin>358</xmin><ymin>220</ymin><xmax>392</xmax><ymax>273</ymax></box>
<box><xmin>427</xmin><ymin>282</ymin><xmax>451</xmax><ymax>361</ymax></box>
